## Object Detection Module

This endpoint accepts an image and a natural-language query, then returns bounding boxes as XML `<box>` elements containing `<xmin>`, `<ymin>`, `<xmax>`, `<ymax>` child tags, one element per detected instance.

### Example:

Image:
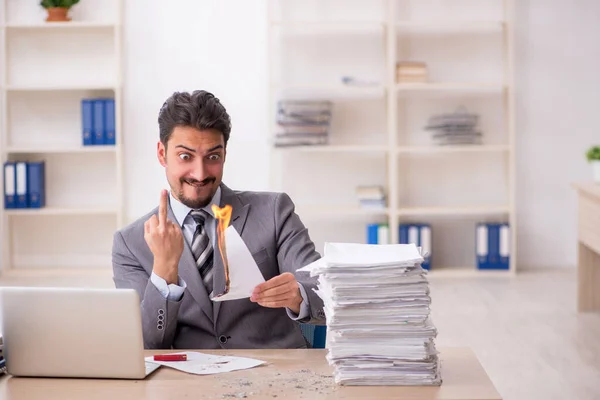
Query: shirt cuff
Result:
<box><xmin>286</xmin><ymin>282</ymin><xmax>310</xmax><ymax>321</ymax></box>
<box><xmin>150</xmin><ymin>272</ymin><xmax>186</xmax><ymax>302</ymax></box>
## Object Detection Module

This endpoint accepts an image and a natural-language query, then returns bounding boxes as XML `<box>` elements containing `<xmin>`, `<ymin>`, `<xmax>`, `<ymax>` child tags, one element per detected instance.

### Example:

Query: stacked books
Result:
<box><xmin>300</xmin><ymin>242</ymin><xmax>441</xmax><ymax>386</ymax></box>
<box><xmin>396</xmin><ymin>61</ymin><xmax>428</xmax><ymax>84</ymax></box>
<box><xmin>274</xmin><ymin>100</ymin><xmax>332</xmax><ymax>147</ymax></box>
<box><xmin>424</xmin><ymin>107</ymin><xmax>482</xmax><ymax>145</ymax></box>
<box><xmin>356</xmin><ymin>185</ymin><xmax>386</xmax><ymax>210</ymax></box>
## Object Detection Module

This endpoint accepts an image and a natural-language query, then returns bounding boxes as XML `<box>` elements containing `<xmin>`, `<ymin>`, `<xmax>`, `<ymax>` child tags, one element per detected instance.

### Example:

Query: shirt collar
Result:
<box><xmin>169</xmin><ymin>186</ymin><xmax>222</xmax><ymax>227</ymax></box>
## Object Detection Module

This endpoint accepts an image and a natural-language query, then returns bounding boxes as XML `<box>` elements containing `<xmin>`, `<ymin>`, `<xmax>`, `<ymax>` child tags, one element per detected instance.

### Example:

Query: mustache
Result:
<box><xmin>182</xmin><ymin>177</ymin><xmax>216</xmax><ymax>186</ymax></box>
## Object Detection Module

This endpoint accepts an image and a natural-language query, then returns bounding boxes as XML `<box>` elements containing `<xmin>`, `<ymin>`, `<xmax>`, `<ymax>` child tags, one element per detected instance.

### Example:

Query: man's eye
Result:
<box><xmin>179</xmin><ymin>153</ymin><xmax>191</xmax><ymax>161</ymax></box>
<box><xmin>208</xmin><ymin>154</ymin><xmax>221</xmax><ymax>161</ymax></box>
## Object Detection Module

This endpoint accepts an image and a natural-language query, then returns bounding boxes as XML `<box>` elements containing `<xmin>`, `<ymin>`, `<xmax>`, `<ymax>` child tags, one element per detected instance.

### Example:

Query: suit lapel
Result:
<box><xmin>167</xmin><ymin>199</ymin><xmax>214</xmax><ymax>324</ymax></box>
<box><xmin>212</xmin><ymin>183</ymin><xmax>251</xmax><ymax>325</ymax></box>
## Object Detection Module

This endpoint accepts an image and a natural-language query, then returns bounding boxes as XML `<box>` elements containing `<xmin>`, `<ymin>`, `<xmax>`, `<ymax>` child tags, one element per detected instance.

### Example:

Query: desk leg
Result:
<box><xmin>578</xmin><ymin>242</ymin><xmax>600</xmax><ymax>312</ymax></box>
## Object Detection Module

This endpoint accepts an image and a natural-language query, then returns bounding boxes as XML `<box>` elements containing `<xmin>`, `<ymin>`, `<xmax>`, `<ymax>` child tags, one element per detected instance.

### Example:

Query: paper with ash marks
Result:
<box><xmin>145</xmin><ymin>352</ymin><xmax>266</xmax><ymax>375</ymax></box>
<box><xmin>210</xmin><ymin>225</ymin><xmax>265</xmax><ymax>302</ymax></box>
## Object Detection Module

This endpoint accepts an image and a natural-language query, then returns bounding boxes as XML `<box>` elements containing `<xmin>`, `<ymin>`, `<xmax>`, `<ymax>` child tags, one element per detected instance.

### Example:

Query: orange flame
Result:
<box><xmin>212</xmin><ymin>204</ymin><xmax>232</xmax><ymax>296</ymax></box>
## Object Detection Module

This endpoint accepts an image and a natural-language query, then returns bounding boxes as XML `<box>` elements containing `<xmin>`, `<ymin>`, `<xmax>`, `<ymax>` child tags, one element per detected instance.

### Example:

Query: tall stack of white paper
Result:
<box><xmin>300</xmin><ymin>242</ymin><xmax>441</xmax><ymax>386</ymax></box>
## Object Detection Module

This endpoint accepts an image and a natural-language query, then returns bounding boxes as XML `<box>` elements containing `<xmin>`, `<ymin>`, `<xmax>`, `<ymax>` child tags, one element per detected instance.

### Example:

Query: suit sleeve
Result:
<box><xmin>274</xmin><ymin>192</ymin><xmax>326</xmax><ymax>324</ymax></box>
<box><xmin>112</xmin><ymin>230</ymin><xmax>182</xmax><ymax>349</ymax></box>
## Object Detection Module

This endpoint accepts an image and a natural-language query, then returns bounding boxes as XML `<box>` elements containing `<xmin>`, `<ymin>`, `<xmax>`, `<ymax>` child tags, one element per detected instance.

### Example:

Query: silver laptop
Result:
<box><xmin>0</xmin><ymin>286</ymin><xmax>161</xmax><ymax>379</ymax></box>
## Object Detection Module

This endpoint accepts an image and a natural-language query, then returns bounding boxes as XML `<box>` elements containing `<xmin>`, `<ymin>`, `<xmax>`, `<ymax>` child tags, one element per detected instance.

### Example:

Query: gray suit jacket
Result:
<box><xmin>112</xmin><ymin>183</ymin><xmax>325</xmax><ymax>349</ymax></box>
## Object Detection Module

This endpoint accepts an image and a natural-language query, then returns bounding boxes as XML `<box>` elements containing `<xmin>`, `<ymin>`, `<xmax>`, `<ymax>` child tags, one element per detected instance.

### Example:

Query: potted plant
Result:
<box><xmin>40</xmin><ymin>0</ymin><xmax>80</xmax><ymax>22</ymax></box>
<box><xmin>586</xmin><ymin>145</ymin><xmax>600</xmax><ymax>183</ymax></box>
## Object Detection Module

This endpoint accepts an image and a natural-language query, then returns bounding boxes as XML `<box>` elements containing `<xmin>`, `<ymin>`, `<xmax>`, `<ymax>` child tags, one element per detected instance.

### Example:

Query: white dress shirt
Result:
<box><xmin>150</xmin><ymin>187</ymin><xmax>310</xmax><ymax>320</ymax></box>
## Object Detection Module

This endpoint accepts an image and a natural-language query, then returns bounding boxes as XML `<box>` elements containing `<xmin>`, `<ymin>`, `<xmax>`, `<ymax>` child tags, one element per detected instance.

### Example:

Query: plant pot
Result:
<box><xmin>45</xmin><ymin>7</ymin><xmax>71</xmax><ymax>22</ymax></box>
<box><xmin>593</xmin><ymin>160</ymin><xmax>600</xmax><ymax>184</ymax></box>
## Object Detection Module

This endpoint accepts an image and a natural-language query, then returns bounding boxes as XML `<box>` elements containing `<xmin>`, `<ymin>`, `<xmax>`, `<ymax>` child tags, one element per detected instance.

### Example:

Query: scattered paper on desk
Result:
<box><xmin>145</xmin><ymin>352</ymin><xmax>265</xmax><ymax>375</ymax></box>
<box><xmin>210</xmin><ymin>226</ymin><xmax>266</xmax><ymax>302</ymax></box>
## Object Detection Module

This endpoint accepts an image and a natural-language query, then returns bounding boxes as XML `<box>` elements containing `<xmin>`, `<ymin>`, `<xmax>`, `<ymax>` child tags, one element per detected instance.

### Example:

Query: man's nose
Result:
<box><xmin>188</xmin><ymin>159</ymin><xmax>208</xmax><ymax>181</ymax></box>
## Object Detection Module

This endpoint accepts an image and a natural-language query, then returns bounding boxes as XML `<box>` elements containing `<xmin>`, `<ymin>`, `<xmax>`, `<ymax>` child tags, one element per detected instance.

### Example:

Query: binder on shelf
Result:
<box><xmin>366</xmin><ymin>223</ymin><xmax>389</xmax><ymax>244</ymax></box>
<box><xmin>15</xmin><ymin>161</ymin><xmax>28</xmax><ymax>209</ymax></box>
<box><xmin>419</xmin><ymin>224</ymin><xmax>432</xmax><ymax>270</ymax></box>
<box><xmin>475</xmin><ymin>223</ymin><xmax>489</xmax><ymax>269</ymax></box>
<box><xmin>476</xmin><ymin>222</ymin><xmax>509</xmax><ymax>270</ymax></box>
<box><xmin>499</xmin><ymin>223</ymin><xmax>510</xmax><ymax>270</ymax></box>
<box><xmin>104</xmin><ymin>98</ymin><xmax>116</xmax><ymax>145</ymax></box>
<box><xmin>399</xmin><ymin>223</ymin><xmax>431</xmax><ymax>270</ymax></box>
<box><xmin>487</xmin><ymin>223</ymin><xmax>500</xmax><ymax>268</ymax></box>
<box><xmin>3</xmin><ymin>162</ymin><xmax>16</xmax><ymax>209</ymax></box>
<box><xmin>27</xmin><ymin>161</ymin><xmax>46</xmax><ymax>209</ymax></box>
<box><xmin>92</xmin><ymin>99</ymin><xmax>106</xmax><ymax>145</ymax></box>
<box><xmin>81</xmin><ymin>99</ymin><xmax>94</xmax><ymax>146</ymax></box>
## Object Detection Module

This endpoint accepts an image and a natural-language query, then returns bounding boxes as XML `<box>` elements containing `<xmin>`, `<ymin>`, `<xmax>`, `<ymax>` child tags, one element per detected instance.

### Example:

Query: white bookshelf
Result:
<box><xmin>267</xmin><ymin>0</ymin><xmax>516</xmax><ymax>275</ymax></box>
<box><xmin>0</xmin><ymin>0</ymin><xmax>124</xmax><ymax>275</ymax></box>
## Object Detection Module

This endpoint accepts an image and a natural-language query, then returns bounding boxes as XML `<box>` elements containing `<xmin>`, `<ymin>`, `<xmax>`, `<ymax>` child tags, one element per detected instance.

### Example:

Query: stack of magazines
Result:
<box><xmin>424</xmin><ymin>106</ymin><xmax>482</xmax><ymax>145</ymax></box>
<box><xmin>300</xmin><ymin>242</ymin><xmax>441</xmax><ymax>386</ymax></box>
<box><xmin>274</xmin><ymin>100</ymin><xmax>332</xmax><ymax>147</ymax></box>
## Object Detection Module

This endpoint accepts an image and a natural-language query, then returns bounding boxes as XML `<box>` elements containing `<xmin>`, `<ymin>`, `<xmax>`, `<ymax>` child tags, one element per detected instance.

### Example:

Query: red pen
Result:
<box><xmin>153</xmin><ymin>354</ymin><xmax>187</xmax><ymax>362</ymax></box>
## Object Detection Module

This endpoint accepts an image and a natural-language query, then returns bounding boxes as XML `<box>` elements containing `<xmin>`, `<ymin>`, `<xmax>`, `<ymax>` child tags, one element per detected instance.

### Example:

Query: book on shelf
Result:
<box><xmin>367</xmin><ymin>223</ymin><xmax>390</xmax><ymax>245</ymax></box>
<box><xmin>357</xmin><ymin>185</ymin><xmax>386</xmax><ymax>209</ymax></box>
<box><xmin>3</xmin><ymin>161</ymin><xmax>46</xmax><ymax>209</ymax></box>
<box><xmin>396</xmin><ymin>61</ymin><xmax>428</xmax><ymax>84</ymax></box>
<box><xmin>476</xmin><ymin>222</ymin><xmax>510</xmax><ymax>270</ymax></box>
<box><xmin>81</xmin><ymin>98</ymin><xmax>116</xmax><ymax>146</ymax></box>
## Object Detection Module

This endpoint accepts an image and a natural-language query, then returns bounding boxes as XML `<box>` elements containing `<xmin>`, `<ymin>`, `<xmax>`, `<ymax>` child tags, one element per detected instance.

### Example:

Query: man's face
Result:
<box><xmin>158</xmin><ymin>126</ymin><xmax>226</xmax><ymax>209</ymax></box>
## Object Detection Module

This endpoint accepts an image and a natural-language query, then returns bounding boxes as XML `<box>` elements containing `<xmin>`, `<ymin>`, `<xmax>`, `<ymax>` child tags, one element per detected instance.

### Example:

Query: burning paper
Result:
<box><xmin>210</xmin><ymin>204</ymin><xmax>265</xmax><ymax>302</ymax></box>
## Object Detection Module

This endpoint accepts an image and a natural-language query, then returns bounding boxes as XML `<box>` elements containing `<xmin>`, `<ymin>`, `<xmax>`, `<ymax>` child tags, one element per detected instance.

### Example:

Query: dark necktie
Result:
<box><xmin>189</xmin><ymin>209</ymin><xmax>214</xmax><ymax>294</ymax></box>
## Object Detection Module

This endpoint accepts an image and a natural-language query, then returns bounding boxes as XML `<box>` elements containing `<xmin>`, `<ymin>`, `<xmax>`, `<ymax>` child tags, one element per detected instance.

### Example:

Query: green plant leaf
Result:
<box><xmin>40</xmin><ymin>0</ymin><xmax>80</xmax><ymax>8</ymax></box>
<box><xmin>586</xmin><ymin>146</ymin><xmax>600</xmax><ymax>162</ymax></box>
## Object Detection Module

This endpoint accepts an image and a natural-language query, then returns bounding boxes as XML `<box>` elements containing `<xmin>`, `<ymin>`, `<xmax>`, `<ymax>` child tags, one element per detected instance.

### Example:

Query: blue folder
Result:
<box><xmin>15</xmin><ymin>161</ymin><xmax>28</xmax><ymax>208</ymax></box>
<box><xmin>82</xmin><ymin>99</ymin><xmax>94</xmax><ymax>146</ymax></box>
<box><xmin>104</xmin><ymin>99</ymin><xmax>116</xmax><ymax>145</ymax></box>
<box><xmin>27</xmin><ymin>161</ymin><xmax>46</xmax><ymax>208</ymax></box>
<box><xmin>92</xmin><ymin>99</ymin><xmax>106</xmax><ymax>145</ymax></box>
<box><xmin>3</xmin><ymin>162</ymin><xmax>16</xmax><ymax>209</ymax></box>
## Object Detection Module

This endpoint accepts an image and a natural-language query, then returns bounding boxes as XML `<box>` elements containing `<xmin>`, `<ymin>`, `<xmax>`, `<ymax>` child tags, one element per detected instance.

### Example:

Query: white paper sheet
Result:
<box><xmin>210</xmin><ymin>225</ymin><xmax>266</xmax><ymax>302</ymax></box>
<box><xmin>145</xmin><ymin>352</ymin><xmax>266</xmax><ymax>375</ymax></box>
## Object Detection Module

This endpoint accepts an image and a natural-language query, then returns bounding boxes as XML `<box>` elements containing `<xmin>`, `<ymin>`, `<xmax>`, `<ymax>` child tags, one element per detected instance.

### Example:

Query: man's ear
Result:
<box><xmin>157</xmin><ymin>141</ymin><xmax>167</xmax><ymax>167</ymax></box>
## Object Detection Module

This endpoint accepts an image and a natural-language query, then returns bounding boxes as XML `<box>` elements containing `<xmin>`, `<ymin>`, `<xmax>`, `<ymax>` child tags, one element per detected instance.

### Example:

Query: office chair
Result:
<box><xmin>299</xmin><ymin>324</ymin><xmax>327</xmax><ymax>349</ymax></box>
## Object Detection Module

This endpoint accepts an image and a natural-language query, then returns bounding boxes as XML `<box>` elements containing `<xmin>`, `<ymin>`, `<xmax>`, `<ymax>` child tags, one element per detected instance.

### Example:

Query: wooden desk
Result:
<box><xmin>0</xmin><ymin>347</ymin><xmax>500</xmax><ymax>400</ymax></box>
<box><xmin>573</xmin><ymin>182</ymin><xmax>600</xmax><ymax>311</ymax></box>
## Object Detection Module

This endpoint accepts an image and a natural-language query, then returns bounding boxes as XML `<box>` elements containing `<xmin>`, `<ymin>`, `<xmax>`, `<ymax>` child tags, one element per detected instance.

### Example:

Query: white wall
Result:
<box><xmin>122</xmin><ymin>0</ymin><xmax>270</xmax><ymax>214</ymax></box>
<box><xmin>514</xmin><ymin>0</ymin><xmax>600</xmax><ymax>268</ymax></box>
<box><xmin>122</xmin><ymin>0</ymin><xmax>600</xmax><ymax>269</ymax></box>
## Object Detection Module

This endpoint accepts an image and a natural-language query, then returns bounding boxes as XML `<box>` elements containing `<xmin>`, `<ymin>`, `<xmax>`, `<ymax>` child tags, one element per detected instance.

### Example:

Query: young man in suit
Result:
<box><xmin>112</xmin><ymin>90</ymin><xmax>325</xmax><ymax>349</ymax></box>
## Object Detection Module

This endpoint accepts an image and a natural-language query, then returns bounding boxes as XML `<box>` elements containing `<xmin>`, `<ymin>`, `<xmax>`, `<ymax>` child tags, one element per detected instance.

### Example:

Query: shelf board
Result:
<box><xmin>297</xmin><ymin>205</ymin><xmax>389</xmax><ymax>217</ymax></box>
<box><xmin>270</xmin><ymin>20</ymin><xmax>384</xmax><ymax>32</ymax></box>
<box><xmin>5</xmin><ymin>207</ymin><xmax>118</xmax><ymax>216</ymax></box>
<box><xmin>426</xmin><ymin>266</ymin><xmax>512</xmax><ymax>277</ymax></box>
<box><xmin>397</xmin><ymin>205</ymin><xmax>510</xmax><ymax>216</ymax></box>
<box><xmin>274</xmin><ymin>145</ymin><xmax>388</xmax><ymax>153</ymax></box>
<box><xmin>5</xmin><ymin>21</ymin><xmax>117</xmax><ymax>29</ymax></box>
<box><xmin>6</xmin><ymin>83</ymin><xmax>118</xmax><ymax>92</ymax></box>
<box><xmin>7</xmin><ymin>145</ymin><xmax>117</xmax><ymax>154</ymax></box>
<box><xmin>396</xmin><ymin>82</ymin><xmax>505</xmax><ymax>93</ymax></box>
<box><xmin>396</xmin><ymin>21</ymin><xmax>504</xmax><ymax>33</ymax></box>
<box><xmin>273</xmin><ymin>84</ymin><xmax>386</xmax><ymax>100</ymax></box>
<box><xmin>397</xmin><ymin>145</ymin><xmax>510</xmax><ymax>154</ymax></box>
<box><xmin>0</xmin><ymin>267</ymin><xmax>113</xmax><ymax>279</ymax></box>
